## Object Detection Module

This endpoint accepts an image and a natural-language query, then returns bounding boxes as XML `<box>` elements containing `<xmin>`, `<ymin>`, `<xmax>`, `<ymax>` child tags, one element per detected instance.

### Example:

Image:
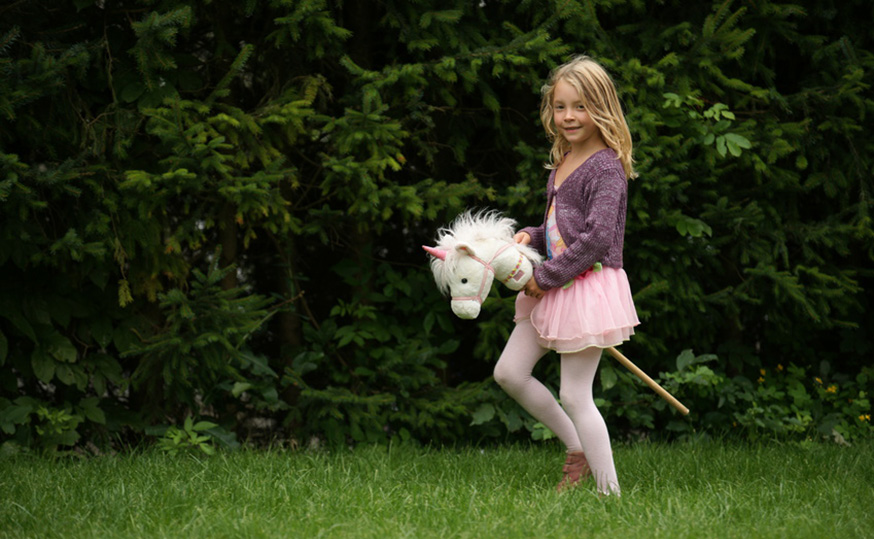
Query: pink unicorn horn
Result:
<box><xmin>422</xmin><ymin>245</ymin><xmax>447</xmax><ymax>260</ymax></box>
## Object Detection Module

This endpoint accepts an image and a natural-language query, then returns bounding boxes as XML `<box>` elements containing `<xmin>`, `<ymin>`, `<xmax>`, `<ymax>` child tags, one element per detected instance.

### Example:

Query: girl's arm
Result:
<box><xmin>533</xmin><ymin>168</ymin><xmax>625</xmax><ymax>290</ymax></box>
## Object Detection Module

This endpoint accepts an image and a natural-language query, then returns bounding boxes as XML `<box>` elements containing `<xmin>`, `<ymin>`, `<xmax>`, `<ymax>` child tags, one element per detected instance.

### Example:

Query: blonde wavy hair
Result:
<box><xmin>540</xmin><ymin>55</ymin><xmax>637</xmax><ymax>179</ymax></box>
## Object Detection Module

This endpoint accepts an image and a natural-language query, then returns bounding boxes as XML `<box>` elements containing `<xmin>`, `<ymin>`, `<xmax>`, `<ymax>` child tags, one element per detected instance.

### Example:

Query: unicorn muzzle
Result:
<box><xmin>450</xmin><ymin>299</ymin><xmax>482</xmax><ymax>319</ymax></box>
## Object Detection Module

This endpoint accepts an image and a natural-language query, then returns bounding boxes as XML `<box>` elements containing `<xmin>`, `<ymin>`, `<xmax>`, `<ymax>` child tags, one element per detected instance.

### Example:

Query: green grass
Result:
<box><xmin>2</xmin><ymin>441</ymin><xmax>873</xmax><ymax>538</ymax></box>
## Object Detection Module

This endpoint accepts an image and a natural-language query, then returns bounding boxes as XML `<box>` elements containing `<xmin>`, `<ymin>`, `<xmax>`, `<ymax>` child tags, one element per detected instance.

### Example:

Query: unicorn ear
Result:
<box><xmin>455</xmin><ymin>242</ymin><xmax>476</xmax><ymax>257</ymax></box>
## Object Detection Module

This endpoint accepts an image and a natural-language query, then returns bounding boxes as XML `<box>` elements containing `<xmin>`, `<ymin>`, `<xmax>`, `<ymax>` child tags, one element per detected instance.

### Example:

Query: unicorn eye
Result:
<box><xmin>461</xmin><ymin>278</ymin><xmax>468</xmax><ymax>284</ymax></box>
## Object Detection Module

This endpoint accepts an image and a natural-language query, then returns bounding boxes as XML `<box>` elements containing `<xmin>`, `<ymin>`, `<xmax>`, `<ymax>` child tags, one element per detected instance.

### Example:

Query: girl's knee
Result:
<box><xmin>559</xmin><ymin>388</ymin><xmax>576</xmax><ymax>411</ymax></box>
<box><xmin>559</xmin><ymin>388</ymin><xmax>591</xmax><ymax>415</ymax></box>
<box><xmin>492</xmin><ymin>362</ymin><xmax>513</xmax><ymax>389</ymax></box>
<box><xmin>493</xmin><ymin>360</ymin><xmax>523</xmax><ymax>391</ymax></box>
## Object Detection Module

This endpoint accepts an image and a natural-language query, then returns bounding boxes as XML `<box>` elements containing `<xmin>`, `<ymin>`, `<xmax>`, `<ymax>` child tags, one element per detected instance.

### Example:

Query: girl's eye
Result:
<box><xmin>461</xmin><ymin>278</ymin><xmax>468</xmax><ymax>284</ymax></box>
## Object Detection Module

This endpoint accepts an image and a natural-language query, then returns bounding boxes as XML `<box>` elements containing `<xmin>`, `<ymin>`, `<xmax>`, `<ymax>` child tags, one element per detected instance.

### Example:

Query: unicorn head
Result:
<box><xmin>424</xmin><ymin>210</ymin><xmax>542</xmax><ymax>319</ymax></box>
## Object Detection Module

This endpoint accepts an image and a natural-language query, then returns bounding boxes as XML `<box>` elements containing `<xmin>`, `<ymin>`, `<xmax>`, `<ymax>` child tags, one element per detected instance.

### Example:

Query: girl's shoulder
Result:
<box><xmin>564</xmin><ymin>149</ymin><xmax>623</xmax><ymax>188</ymax></box>
<box><xmin>587</xmin><ymin>149</ymin><xmax>626</xmax><ymax>184</ymax></box>
<box><xmin>589</xmin><ymin>148</ymin><xmax>622</xmax><ymax>171</ymax></box>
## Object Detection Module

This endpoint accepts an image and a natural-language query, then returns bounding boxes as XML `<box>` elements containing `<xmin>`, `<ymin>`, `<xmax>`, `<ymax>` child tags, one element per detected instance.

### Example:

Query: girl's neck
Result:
<box><xmin>567</xmin><ymin>135</ymin><xmax>608</xmax><ymax>163</ymax></box>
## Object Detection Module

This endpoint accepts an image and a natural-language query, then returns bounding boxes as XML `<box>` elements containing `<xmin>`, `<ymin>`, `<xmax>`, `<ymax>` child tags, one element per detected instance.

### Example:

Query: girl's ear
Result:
<box><xmin>455</xmin><ymin>242</ymin><xmax>476</xmax><ymax>257</ymax></box>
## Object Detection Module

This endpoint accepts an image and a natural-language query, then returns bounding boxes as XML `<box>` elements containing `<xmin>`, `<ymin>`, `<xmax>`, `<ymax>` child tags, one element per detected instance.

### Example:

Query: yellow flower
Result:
<box><xmin>777</xmin><ymin>364</ymin><xmax>784</xmax><ymax>371</ymax></box>
<box><xmin>860</xmin><ymin>414</ymin><xmax>871</xmax><ymax>422</ymax></box>
<box><xmin>760</xmin><ymin>368</ymin><xmax>766</xmax><ymax>376</ymax></box>
<box><xmin>815</xmin><ymin>377</ymin><xmax>823</xmax><ymax>385</ymax></box>
<box><xmin>758</xmin><ymin>376</ymin><xmax>765</xmax><ymax>383</ymax></box>
<box><xmin>826</xmin><ymin>385</ymin><xmax>838</xmax><ymax>394</ymax></box>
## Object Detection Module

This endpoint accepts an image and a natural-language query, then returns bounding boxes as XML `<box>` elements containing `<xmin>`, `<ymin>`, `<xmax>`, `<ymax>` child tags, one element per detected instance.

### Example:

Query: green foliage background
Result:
<box><xmin>1</xmin><ymin>0</ymin><xmax>872</xmax><ymax>452</ymax></box>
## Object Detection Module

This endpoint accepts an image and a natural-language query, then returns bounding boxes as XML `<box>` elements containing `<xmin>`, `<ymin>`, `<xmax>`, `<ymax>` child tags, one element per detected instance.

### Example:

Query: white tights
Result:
<box><xmin>494</xmin><ymin>319</ymin><xmax>620</xmax><ymax>495</ymax></box>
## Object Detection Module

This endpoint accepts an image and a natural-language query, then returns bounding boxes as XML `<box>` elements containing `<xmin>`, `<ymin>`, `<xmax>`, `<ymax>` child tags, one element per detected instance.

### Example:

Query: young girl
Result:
<box><xmin>493</xmin><ymin>55</ymin><xmax>639</xmax><ymax>495</ymax></box>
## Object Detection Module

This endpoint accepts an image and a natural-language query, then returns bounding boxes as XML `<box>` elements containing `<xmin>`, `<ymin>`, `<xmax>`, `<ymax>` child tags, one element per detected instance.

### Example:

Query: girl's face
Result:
<box><xmin>552</xmin><ymin>79</ymin><xmax>603</xmax><ymax>151</ymax></box>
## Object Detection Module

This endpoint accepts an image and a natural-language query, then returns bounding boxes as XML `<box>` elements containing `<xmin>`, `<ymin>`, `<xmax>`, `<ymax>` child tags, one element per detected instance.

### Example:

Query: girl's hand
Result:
<box><xmin>514</xmin><ymin>231</ymin><xmax>531</xmax><ymax>245</ymax></box>
<box><xmin>523</xmin><ymin>277</ymin><xmax>545</xmax><ymax>299</ymax></box>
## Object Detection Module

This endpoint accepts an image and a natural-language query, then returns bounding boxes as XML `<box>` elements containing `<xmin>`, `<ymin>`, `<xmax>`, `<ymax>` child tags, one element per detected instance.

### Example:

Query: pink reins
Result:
<box><xmin>452</xmin><ymin>243</ymin><xmax>523</xmax><ymax>305</ymax></box>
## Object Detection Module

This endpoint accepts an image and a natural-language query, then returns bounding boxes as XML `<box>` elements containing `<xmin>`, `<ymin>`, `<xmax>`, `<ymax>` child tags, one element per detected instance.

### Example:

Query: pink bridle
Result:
<box><xmin>424</xmin><ymin>243</ymin><xmax>526</xmax><ymax>306</ymax></box>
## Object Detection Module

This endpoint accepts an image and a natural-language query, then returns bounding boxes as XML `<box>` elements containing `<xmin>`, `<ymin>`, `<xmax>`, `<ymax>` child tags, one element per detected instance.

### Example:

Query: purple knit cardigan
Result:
<box><xmin>520</xmin><ymin>148</ymin><xmax>628</xmax><ymax>291</ymax></box>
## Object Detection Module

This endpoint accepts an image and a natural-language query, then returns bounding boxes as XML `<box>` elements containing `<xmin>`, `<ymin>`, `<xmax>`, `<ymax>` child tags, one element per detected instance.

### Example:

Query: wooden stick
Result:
<box><xmin>605</xmin><ymin>347</ymin><xmax>690</xmax><ymax>415</ymax></box>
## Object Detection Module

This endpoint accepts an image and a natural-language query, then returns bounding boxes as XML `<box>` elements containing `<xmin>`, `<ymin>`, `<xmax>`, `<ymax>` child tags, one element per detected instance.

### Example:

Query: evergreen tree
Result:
<box><xmin>1</xmin><ymin>0</ymin><xmax>871</xmax><ymax>450</ymax></box>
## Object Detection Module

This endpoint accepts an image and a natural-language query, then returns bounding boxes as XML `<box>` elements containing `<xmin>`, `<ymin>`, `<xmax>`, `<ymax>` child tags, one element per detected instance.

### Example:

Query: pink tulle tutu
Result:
<box><xmin>514</xmin><ymin>267</ymin><xmax>640</xmax><ymax>353</ymax></box>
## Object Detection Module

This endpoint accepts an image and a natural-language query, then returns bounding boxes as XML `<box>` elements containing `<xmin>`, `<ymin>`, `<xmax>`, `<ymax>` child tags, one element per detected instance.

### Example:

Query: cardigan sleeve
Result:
<box><xmin>532</xmin><ymin>167</ymin><xmax>626</xmax><ymax>290</ymax></box>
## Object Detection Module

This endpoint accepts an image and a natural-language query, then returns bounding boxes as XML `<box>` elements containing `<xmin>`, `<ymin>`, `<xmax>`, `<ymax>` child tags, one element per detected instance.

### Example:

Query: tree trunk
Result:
<box><xmin>218</xmin><ymin>202</ymin><xmax>238</xmax><ymax>290</ymax></box>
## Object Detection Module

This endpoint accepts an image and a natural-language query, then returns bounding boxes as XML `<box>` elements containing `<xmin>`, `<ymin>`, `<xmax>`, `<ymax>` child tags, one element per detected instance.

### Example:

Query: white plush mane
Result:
<box><xmin>435</xmin><ymin>209</ymin><xmax>515</xmax><ymax>249</ymax></box>
<box><xmin>430</xmin><ymin>210</ymin><xmax>543</xmax><ymax>295</ymax></box>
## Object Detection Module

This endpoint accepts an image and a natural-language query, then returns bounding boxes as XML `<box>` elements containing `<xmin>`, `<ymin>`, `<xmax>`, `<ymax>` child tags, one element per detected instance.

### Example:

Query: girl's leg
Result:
<box><xmin>494</xmin><ymin>320</ymin><xmax>583</xmax><ymax>452</ymax></box>
<box><xmin>560</xmin><ymin>347</ymin><xmax>620</xmax><ymax>495</ymax></box>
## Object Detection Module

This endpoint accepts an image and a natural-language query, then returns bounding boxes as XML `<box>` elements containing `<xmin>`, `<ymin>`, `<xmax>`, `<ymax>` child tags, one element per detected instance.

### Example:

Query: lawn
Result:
<box><xmin>1</xmin><ymin>440</ymin><xmax>872</xmax><ymax>538</ymax></box>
